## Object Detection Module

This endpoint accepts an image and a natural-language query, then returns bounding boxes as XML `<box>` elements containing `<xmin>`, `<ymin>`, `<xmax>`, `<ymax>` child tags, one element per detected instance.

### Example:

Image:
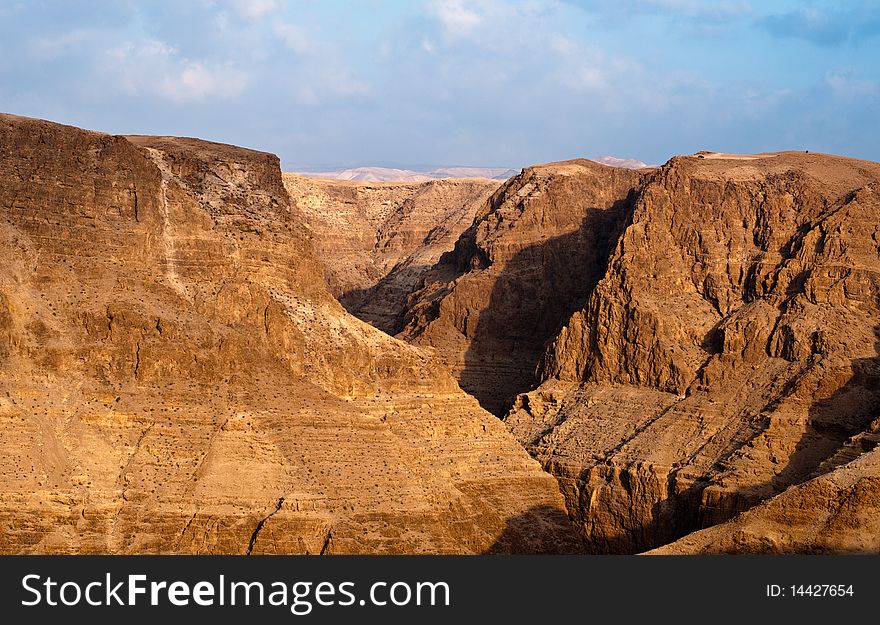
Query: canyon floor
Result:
<box><xmin>1</xmin><ymin>113</ymin><xmax>878</xmax><ymax>554</ymax></box>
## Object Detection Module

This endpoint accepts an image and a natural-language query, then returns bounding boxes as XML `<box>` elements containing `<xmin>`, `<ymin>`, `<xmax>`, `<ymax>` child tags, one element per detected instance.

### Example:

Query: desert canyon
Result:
<box><xmin>1</xmin><ymin>112</ymin><xmax>878</xmax><ymax>554</ymax></box>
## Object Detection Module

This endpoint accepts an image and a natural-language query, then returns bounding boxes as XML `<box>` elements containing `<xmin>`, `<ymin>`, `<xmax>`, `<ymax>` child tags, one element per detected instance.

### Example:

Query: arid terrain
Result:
<box><xmin>398</xmin><ymin>151</ymin><xmax>880</xmax><ymax>553</ymax></box>
<box><xmin>281</xmin><ymin>173</ymin><xmax>497</xmax><ymax>333</ymax></box>
<box><xmin>0</xmin><ymin>113</ymin><xmax>578</xmax><ymax>554</ymax></box>
<box><xmin>1</xmin><ymin>113</ymin><xmax>878</xmax><ymax>554</ymax></box>
<box><xmin>289</xmin><ymin>166</ymin><xmax>517</xmax><ymax>183</ymax></box>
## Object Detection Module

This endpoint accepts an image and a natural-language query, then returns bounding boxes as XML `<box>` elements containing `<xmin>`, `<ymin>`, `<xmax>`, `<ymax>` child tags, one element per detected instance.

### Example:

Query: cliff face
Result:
<box><xmin>504</xmin><ymin>152</ymin><xmax>880</xmax><ymax>552</ymax></box>
<box><xmin>398</xmin><ymin>160</ymin><xmax>650</xmax><ymax>415</ymax></box>
<box><xmin>651</xmin><ymin>442</ymin><xmax>880</xmax><ymax>554</ymax></box>
<box><xmin>400</xmin><ymin>150</ymin><xmax>880</xmax><ymax>553</ymax></box>
<box><xmin>281</xmin><ymin>173</ymin><xmax>498</xmax><ymax>334</ymax></box>
<box><xmin>0</xmin><ymin>113</ymin><xmax>580</xmax><ymax>554</ymax></box>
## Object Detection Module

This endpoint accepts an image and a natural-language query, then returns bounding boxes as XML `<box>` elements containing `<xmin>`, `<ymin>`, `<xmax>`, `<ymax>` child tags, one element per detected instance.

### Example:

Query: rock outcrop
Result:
<box><xmin>507</xmin><ymin>152</ymin><xmax>880</xmax><ymax>553</ymax></box>
<box><xmin>282</xmin><ymin>174</ymin><xmax>498</xmax><ymax>333</ymax></box>
<box><xmin>651</xmin><ymin>442</ymin><xmax>880</xmax><ymax>554</ymax></box>
<box><xmin>404</xmin><ymin>151</ymin><xmax>880</xmax><ymax>553</ymax></box>
<box><xmin>398</xmin><ymin>160</ymin><xmax>649</xmax><ymax>415</ymax></box>
<box><xmin>0</xmin><ymin>113</ymin><xmax>580</xmax><ymax>554</ymax></box>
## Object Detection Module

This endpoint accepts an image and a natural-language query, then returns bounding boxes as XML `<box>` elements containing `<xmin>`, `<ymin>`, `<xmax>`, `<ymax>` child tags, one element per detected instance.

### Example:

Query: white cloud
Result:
<box><xmin>289</xmin><ymin>64</ymin><xmax>372</xmax><ymax>107</ymax></box>
<box><xmin>229</xmin><ymin>0</ymin><xmax>282</xmax><ymax>20</ymax></box>
<box><xmin>274</xmin><ymin>21</ymin><xmax>309</xmax><ymax>53</ymax></box>
<box><xmin>560</xmin><ymin>65</ymin><xmax>606</xmax><ymax>90</ymax></box>
<box><xmin>739</xmin><ymin>87</ymin><xmax>791</xmax><ymax>118</ymax></box>
<box><xmin>295</xmin><ymin>85</ymin><xmax>320</xmax><ymax>106</ymax></box>
<box><xmin>428</xmin><ymin>0</ymin><xmax>483</xmax><ymax>37</ymax></box>
<box><xmin>106</xmin><ymin>39</ymin><xmax>248</xmax><ymax>102</ymax></box>
<box><xmin>28</xmin><ymin>28</ymin><xmax>97</xmax><ymax>59</ymax></box>
<box><xmin>549</xmin><ymin>35</ymin><xmax>626</xmax><ymax>92</ymax></box>
<box><xmin>825</xmin><ymin>68</ymin><xmax>879</xmax><ymax>99</ymax></box>
<box><xmin>162</xmin><ymin>62</ymin><xmax>248</xmax><ymax>101</ymax></box>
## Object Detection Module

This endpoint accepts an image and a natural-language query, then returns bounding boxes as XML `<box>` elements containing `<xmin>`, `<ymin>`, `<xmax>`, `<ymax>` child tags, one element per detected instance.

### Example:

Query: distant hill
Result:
<box><xmin>292</xmin><ymin>166</ymin><xmax>518</xmax><ymax>182</ymax></box>
<box><xmin>589</xmin><ymin>155</ymin><xmax>650</xmax><ymax>169</ymax></box>
<box><xmin>292</xmin><ymin>160</ymin><xmax>650</xmax><ymax>181</ymax></box>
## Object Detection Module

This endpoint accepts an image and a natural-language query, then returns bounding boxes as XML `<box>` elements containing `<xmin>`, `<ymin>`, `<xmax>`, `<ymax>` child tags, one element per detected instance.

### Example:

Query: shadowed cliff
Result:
<box><xmin>398</xmin><ymin>159</ymin><xmax>649</xmax><ymax>415</ymax></box>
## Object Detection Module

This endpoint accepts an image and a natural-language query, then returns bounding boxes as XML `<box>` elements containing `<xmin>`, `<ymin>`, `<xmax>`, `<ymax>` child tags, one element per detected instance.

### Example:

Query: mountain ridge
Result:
<box><xmin>2</xmin><ymin>111</ymin><xmax>878</xmax><ymax>555</ymax></box>
<box><xmin>393</xmin><ymin>149</ymin><xmax>880</xmax><ymax>554</ymax></box>
<box><xmin>291</xmin><ymin>166</ymin><xmax>518</xmax><ymax>183</ymax></box>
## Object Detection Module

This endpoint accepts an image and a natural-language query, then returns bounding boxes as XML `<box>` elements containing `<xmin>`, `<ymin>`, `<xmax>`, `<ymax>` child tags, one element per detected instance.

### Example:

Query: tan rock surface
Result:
<box><xmin>404</xmin><ymin>151</ymin><xmax>880</xmax><ymax>552</ymax></box>
<box><xmin>651</xmin><ymin>442</ymin><xmax>880</xmax><ymax>554</ymax></box>
<box><xmin>281</xmin><ymin>173</ymin><xmax>498</xmax><ymax>333</ymax></box>
<box><xmin>0</xmin><ymin>113</ymin><xmax>580</xmax><ymax>554</ymax></box>
<box><xmin>398</xmin><ymin>160</ymin><xmax>650</xmax><ymax>414</ymax></box>
<box><xmin>508</xmin><ymin>152</ymin><xmax>880</xmax><ymax>552</ymax></box>
<box><xmin>5</xmin><ymin>111</ymin><xmax>876</xmax><ymax>555</ymax></box>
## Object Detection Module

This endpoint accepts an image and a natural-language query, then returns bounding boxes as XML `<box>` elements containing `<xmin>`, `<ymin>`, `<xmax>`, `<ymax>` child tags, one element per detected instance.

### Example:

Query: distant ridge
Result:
<box><xmin>292</xmin><ymin>158</ymin><xmax>650</xmax><ymax>182</ymax></box>
<box><xmin>590</xmin><ymin>155</ymin><xmax>650</xmax><ymax>169</ymax></box>
<box><xmin>292</xmin><ymin>165</ymin><xmax>518</xmax><ymax>182</ymax></box>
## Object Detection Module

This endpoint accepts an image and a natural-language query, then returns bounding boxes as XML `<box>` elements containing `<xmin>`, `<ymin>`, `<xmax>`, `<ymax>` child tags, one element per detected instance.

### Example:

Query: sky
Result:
<box><xmin>0</xmin><ymin>0</ymin><xmax>878</xmax><ymax>170</ymax></box>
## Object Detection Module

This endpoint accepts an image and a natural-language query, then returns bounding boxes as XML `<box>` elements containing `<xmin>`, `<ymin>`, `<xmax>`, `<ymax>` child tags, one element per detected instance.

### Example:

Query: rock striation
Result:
<box><xmin>282</xmin><ymin>173</ymin><xmax>498</xmax><ymax>334</ymax></box>
<box><xmin>512</xmin><ymin>152</ymin><xmax>880</xmax><ymax>553</ymax></box>
<box><xmin>398</xmin><ymin>160</ymin><xmax>649</xmax><ymax>415</ymax></box>
<box><xmin>0</xmin><ymin>113</ymin><xmax>580</xmax><ymax>554</ymax></box>
<box><xmin>651</xmin><ymin>444</ymin><xmax>880</xmax><ymax>554</ymax></box>
<box><xmin>404</xmin><ymin>151</ymin><xmax>880</xmax><ymax>553</ymax></box>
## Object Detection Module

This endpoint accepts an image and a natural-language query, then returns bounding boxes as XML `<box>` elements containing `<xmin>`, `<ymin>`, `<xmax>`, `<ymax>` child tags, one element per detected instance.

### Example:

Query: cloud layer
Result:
<box><xmin>0</xmin><ymin>0</ymin><xmax>877</xmax><ymax>168</ymax></box>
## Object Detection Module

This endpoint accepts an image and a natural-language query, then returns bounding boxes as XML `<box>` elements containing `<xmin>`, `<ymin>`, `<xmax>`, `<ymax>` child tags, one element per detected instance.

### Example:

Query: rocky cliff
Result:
<box><xmin>513</xmin><ymin>152</ymin><xmax>880</xmax><ymax>553</ymax></box>
<box><xmin>0</xmin><ymin>113</ymin><xmax>580</xmax><ymax>554</ymax></box>
<box><xmin>5</xmin><ymin>112</ymin><xmax>876</xmax><ymax>555</ymax></box>
<box><xmin>282</xmin><ymin>173</ymin><xmax>498</xmax><ymax>334</ymax></box>
<box><xmin>405</xmin><ymin>151</ymin><xmax>880</xmax><ymax>553</ymax></box>
<box><xmin>398</xmin><ymin>160</ymin><xmax>649</xmax><ymax>415</ymax></box>
<box><xmin>651</xmin><ymin>443</ymin><xmax>880</xmax><ymax>554</ymax></box>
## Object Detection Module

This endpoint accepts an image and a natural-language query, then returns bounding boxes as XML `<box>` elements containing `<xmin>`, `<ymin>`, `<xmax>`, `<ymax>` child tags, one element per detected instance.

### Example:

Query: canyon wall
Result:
<box><xmin>652</xmin><ymin>442</ymin><xmax>880</xmax><ymax>554</ymax></box>
<box><xmin>0</xmin><ymin>113</ymin><xmax>580</xmax><ymax>554</ymax></box>
<box><xmin>398</xmin><ymin>160</ymin><xmax>649</xmax><ymax>414</ymax></box>
<box><xmin>282</xmin><ymin>173</ymin><xmax>497</xmax><ymax>334</ymax></box>
<box><xmin>512</xmin><ymin>152</ymin><xmax>880</xmax><ymax>552</ymax></box>
<box><xmin>4</xmin><ymin>111</ymin><xmax>877</xmax><ymax>555</ymax></box>
<box><xmin>405</xmin><ymin>151</ymin><xmax>880</xmax><ymax>553</ymax></box>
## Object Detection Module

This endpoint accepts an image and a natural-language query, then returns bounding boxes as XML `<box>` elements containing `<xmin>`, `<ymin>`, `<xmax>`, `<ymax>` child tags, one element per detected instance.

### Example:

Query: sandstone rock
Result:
<box><xmin>651</xmin><ymin>442</ymin><xmax>880</xmax><ymax>554</ymax></box>
<box><xmin>0</xmin><ymin>113</ymin><xmax>580</xmax><ymax>554</ymax></box>
<box><xmin>6</xmin><ymin>111</ymin><xmax>876</xmax><ymax>555</ymax></box>
<box><xmin>398</xmin><ymin>159</ymin><xmax>649</xmax><ymax>415</ymax></box>
<box><xmin>506</xmin><ymin>152</ymin><xmax>880</xmax><ymax>552</ymax></box>
<box><xmin>403</xmin><ymin>150</ymin><xmax>880</xmax><ymax>553</ymax></box>
<box><xmin>281</xmin><ymin>173</ymin><xmax>497</xmax><ymax>333</ymax></box>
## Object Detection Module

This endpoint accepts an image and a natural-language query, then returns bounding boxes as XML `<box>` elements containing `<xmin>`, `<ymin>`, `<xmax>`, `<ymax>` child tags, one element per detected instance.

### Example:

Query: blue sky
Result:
<box><xmin>1</xmin><ymin>0</ymin><xmax>878</xmax><ymax>169</ymax></box>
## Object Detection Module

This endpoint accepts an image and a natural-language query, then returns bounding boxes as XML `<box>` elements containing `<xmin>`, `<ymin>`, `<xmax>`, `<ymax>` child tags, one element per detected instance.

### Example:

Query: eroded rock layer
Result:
<box><xmin>402</xmin><ymin>150</ymin><xmax>880</xmax><ymax>553</ymax></box>
<box><xmin>281</xmin><ymin>173</ymin><xmax>498</xmax><ymax>334</ymax></box>
<box><xmin>0</xmin><ymin>113</ymin><xmax>579</xmax><ymax>554</ymax></box>
<box><xmin>651</xmin><ymin>442</ymin><xmax>880</xmax><ymax>554</ymax></box>
<box><xmin>505</xmin><ymin>152</ymin><xmax>880</xmax><ymax>553</ymax></box>
<box><xmin>398</xmin><ymin>160</ymin><xmax>649</xmax><ymax>415</ymax></box>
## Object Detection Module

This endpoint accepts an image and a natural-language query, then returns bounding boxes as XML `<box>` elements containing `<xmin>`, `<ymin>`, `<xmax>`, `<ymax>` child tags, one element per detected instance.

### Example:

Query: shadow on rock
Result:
<box><xmin>461</xmin><ymin>201</ymin><xmax>635</xmax><ymax>416</ymax></box>
<box><xmin>485</xmin><ymin>506</ymin><xmax>587</xmax><ymax>554</ymax></box>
